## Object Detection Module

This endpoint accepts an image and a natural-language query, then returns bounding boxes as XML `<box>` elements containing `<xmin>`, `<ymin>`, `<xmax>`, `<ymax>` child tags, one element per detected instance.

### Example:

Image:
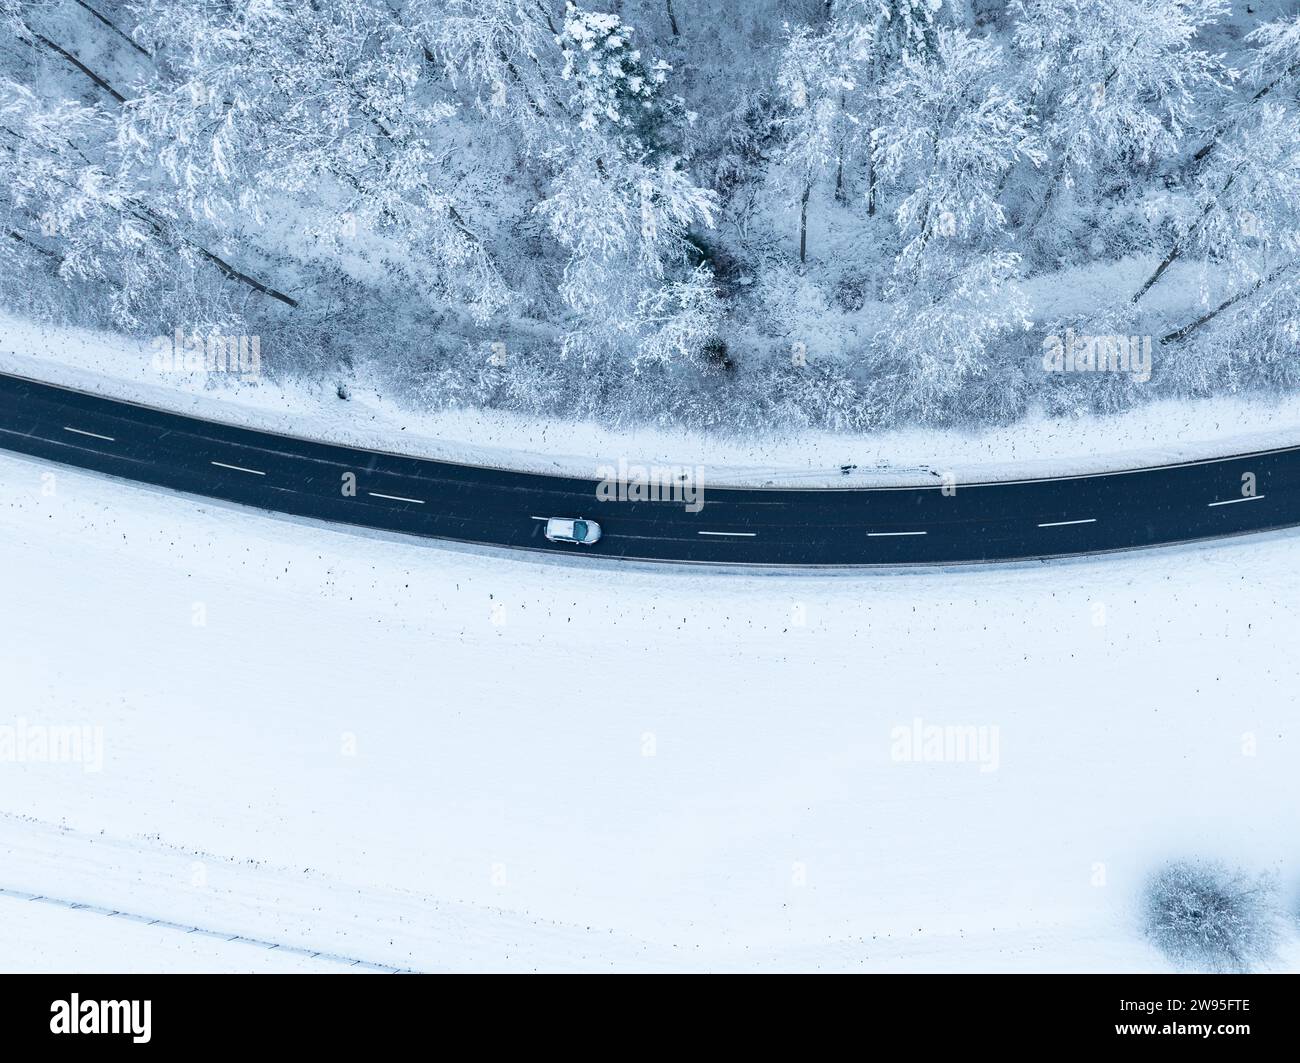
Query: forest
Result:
<box><xmin>1</xmin><ymin>0</ymin><xmax>1298</xmax><ymax>434</ymax></box>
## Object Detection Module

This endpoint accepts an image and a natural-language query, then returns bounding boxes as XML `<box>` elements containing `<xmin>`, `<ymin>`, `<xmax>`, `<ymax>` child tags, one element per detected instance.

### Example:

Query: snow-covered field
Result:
<box><xmin>3</xmin><ymin>446</ymin><xmax>1298</xmax><ymax>972</ymax></box>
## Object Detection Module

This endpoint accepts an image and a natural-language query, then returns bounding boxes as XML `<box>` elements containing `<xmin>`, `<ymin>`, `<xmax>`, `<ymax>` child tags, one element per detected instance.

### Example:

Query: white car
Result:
<box><xmin>544</xmin><ymin>517</ymin><xmax>602</xmax><ymax>545</ymax></box>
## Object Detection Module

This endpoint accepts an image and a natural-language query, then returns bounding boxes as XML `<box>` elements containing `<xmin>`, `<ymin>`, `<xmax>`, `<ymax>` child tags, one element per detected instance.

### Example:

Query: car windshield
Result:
<box><xmin>572</xmin><ymin>520</ymin><xmax>588</xmax><ymax>540</ymax></box>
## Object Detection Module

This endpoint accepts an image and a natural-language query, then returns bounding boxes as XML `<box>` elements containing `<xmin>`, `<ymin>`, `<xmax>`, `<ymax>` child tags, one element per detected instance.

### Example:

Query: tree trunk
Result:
<box><xmin>9</xmin><ymin>229</ymin><xmax>63</xmax><ymax>264</ymax></box>
<box><xmin>129</xmin><ymin>201</ymin><xmax>300</xmax><ymax>307</ymax></box>
<box><xmin>665</xmin><ymin>0</ymin><xmax>680</xmax><ymax>36</ymax></box>
<box><xmin>74</xmin><ymin>0</ymin><xmax>152</xmax><ymax>58</ymax></box>
<box><xmin>1162</xmin><ymin>259</ymin><xmax>1297</xmax><ymax>345</ymax></box>
<box><xmin>800</xmin><ymin>184</ymin><xmax>810</xmax><ymax>264</ymax></box>
<box><xmin>834</xmin><ymin>93</ymin><xmax>847</xmax><ymax>204</ymax></box>
<box><xmin>30</xmin><ymin>31</ymin><xmax>126</xmax><ymax>103</ymax></box>
<box><xmin>1030</xmin><ymin>158</ymin><xmax>1066</xmax><ymax>229</ymax></box>
<box><xmin>1133</xmin><ymin>177</ymin><xmax>1235</xmax><ymax>303</ymax></box>
<box><xmin>1131</xmin><ymin>246</ymin><xmax>1181</xmax><ymax>304</ymax></box>
<box><xmin>532</xmin><ymin>0</ymin><xmax>559</xmax><ymax>37</ymax></box>
<box><xmin>866</xmin><ymin>141</ymin><xmax>876</xmax><ymax>217</ymax></box>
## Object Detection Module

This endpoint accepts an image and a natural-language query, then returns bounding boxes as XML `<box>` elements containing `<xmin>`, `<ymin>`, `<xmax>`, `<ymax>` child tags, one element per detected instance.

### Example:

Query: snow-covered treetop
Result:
<box><xmin>557</xmin><ymin>0</ymin><xmax>670</xmax><ymax>134</ymax></box>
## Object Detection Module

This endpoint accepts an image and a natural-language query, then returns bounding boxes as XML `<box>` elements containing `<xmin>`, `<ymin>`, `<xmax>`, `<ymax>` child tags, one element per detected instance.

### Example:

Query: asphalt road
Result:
<box><xmin>1</xmin><ymin>370</ymin><xmax>1297</xmax><ymax>566</ymax></box>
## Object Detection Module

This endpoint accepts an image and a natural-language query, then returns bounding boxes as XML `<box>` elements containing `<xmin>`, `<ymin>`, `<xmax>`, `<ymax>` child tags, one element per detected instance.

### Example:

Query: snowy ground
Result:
<box><xmin>2</xmin><ymin>446</ymin><xmax>1298</xmax><ymax>972</ymax></box>
<box><xmin>0</xmin><ymin>894</ymin><xmax>347</xmax><ymax>973</ymax></box>
<box><xmin>4</xmin><ymin>310</ymin><xmax>1300</xmax><ymax>490</ymax></box>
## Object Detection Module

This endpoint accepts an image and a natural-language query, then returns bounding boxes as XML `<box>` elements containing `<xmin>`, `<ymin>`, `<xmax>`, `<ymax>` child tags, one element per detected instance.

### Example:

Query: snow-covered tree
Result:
<box><xmin>1141</xmin><ymin>101</ymin><xmax>1300</xmax><ymax>339</ymax></box>
<box><xmin>417</xmin><ymin>0</ymin><xmax>562</xmax><ymax>144</ymax></box>
<box><xmin>1012</xmin><ymin>0</ymin><xmax>1229</xmax><ymax>225</ymax></box>
<box><xmin>3</xmin><ymin>0</ymin><xmax>1297</xmax><ymax>432</ymax></box>
<box><xmin>874</xmin><ymin>28</ymin><xmax>1043</xmax><ymax>267</ymax></box>
<box><xmin>1246</xmin><ymin>12</ymin><xmax>1300</xmax><ymax>91</ymax></box>
<box><xmin>847</xmin><ymin>0</ymin><xmax>948</xmax><ymax>214</ymax></box>
<box><xmin>1190</xmin><ymin>12</ymin><xmax>1300</xmax><ymax>166</ymax></box>
<box><xmin>556</xmin><ymin>3</ymin><xmax>673</xmax><ymax>142</ymax></box>
<box><xmin>0</xmin><ymin>79</ymin><xmax>170</xmax><ymax>327</ymax></box>
<box><xmin>633</xmin><ymin>264</ymin><xmax>723</xmax><ymax>369</ymax></box>
<box><xmin>1146</xmin><ymin>12</ymin><xmax>1300</xmax><ymax>345</ymax></box>
<box><xmin>773</xmin><ymin>23</ymin><xmax>855</xmax><ymax>264</ymax></box>
<box><xmin>864</xmin><ymin>29</ymin><xmax>1039</xmax><ymax>415</ymax></box>
<box><xmin>120</xmin><ymin>0</ymin><xmax>510</xmax><ymax>322</ymax></box>
<box><xmin>537</xmin><ymin>155</ymin><xmax>715</xmax><ymax>298</ymax></box>
<box><xmin>872</xmin><ymin>249</ymin><xmax>1031</xmax><ymax>422</ymax></box>
<box><xmin>530</xmin><ymin>3</ymin><xmax>718</xmax><ymax>362</ymax></box>
<box><xmin>770</xmin><ymin>0</ymin><xmax>951</xmax><ymax>263</ymax></box>
<box><xmin>1145</xmin><ymin>860</ymin><xmax>1282</xmax><ymax>973</ymax></box>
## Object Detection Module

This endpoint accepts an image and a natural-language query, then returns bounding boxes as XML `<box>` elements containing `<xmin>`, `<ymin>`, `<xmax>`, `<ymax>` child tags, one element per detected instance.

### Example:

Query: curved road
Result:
<box><xmin>1</xmin><ymin>371</ymin><xmax>1297</xmax><ymax>565</ymax></box>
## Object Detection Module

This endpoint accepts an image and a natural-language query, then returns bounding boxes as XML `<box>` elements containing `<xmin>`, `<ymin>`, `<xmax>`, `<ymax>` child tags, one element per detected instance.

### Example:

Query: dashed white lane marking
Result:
<box><xmin>697</xmin><ymin>531</ymin><xmax>757</xmax><ymax>537</ymax></box>
<box><xmin>210</xmin><ymin>460</ymin><xmax>265</xmax><ymax>476</ymax></box>
<box><xmin>368</xmin><ymin>492</ymin><xmax>425</xmax><ymax>504</ymax></box>
<box><xmin>868</xmin><ymin>530</ymin><xmax>927</xmax><ymax>537</ymax></box>
<box><xmin>62</xmin><ymin>426</ymin><xmax>115</xmax><ymax>442</ymax></box>
<box><xmin>1037</xmin><ymin>518</ymin><xmax>1097</xmax><ymax>528</ymax></box>
<box><xmin>1208</xmin><ymin>495</ymin><xmax>1265</xmax><ymax>507</ymax></box>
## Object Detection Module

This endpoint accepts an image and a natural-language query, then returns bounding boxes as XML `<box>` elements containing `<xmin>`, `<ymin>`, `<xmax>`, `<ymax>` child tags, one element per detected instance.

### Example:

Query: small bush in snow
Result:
<box><xmin>1143</xmin><ymin>860</ymin><xmax>1281</xmax><ymax>973</ymax></box>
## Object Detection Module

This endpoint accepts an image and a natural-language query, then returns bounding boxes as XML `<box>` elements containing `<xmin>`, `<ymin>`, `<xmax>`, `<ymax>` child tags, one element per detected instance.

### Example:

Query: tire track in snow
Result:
<box><xmin>0</xmin><ymin>885</ymin><xmax>413</xmax><ymax>973</ymax></box>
